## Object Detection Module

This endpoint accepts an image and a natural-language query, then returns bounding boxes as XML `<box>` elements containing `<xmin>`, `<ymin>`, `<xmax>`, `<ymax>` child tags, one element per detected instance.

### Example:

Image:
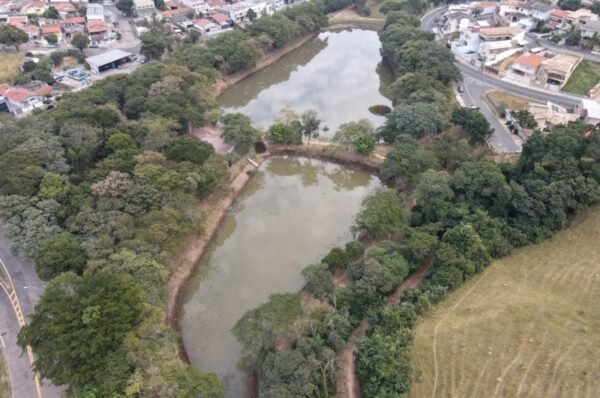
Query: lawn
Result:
<box><xmin>487</xmin><ymin>90</ymin><xmax>536</xmax><ymax>111</ymax></box>
<box><xmin>562</xmin><ymin>60</ymin><xmax>600</xmax><ymax>95</ymax></box>
<box><xmin>409</xmin><ymin>206</ymin><xmax>600</xmax><ymax>398</ymax></box>
<box><xmin>0</xmin><ymin>52</ymin><xmax>24</xmax><ymax>84</ymax></box>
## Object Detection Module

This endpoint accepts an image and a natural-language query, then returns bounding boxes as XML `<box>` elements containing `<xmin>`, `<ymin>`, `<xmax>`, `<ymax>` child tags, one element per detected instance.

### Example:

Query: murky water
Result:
<box><xmin>180</xmin><ymin>157</ymin><xmax>380</xmax><ymax>397</ymax></box>
<box><xmin>218</xmin><ymin>29</ymin><xmax>393</xmax><ymax>137</ymax></box>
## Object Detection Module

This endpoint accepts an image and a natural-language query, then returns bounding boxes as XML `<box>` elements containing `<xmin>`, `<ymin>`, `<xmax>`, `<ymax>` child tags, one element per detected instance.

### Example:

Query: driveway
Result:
<box><xmin>0</xmin><ymin>228</ymin><xmax>62</xmax><ymax>398</ymax></box>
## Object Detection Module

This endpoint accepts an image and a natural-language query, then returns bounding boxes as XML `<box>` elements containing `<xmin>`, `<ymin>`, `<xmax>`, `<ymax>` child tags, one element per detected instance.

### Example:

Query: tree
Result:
<box><xmin>300</xmin><ymin>110</ymin><xmax>321</xmax><ymax>142</ymax></box>
<box><xmin>35</xmin><ymin>232</ymin><xmax>87</xmax><ymax>281</ymax></box>
<box><xmin>334</xmin><ymin>119</ymin><xmax>376</xmax><ymax>155</ymax></box>
<box><xmin>378</xmin><ymin>102</ymin><xmax>443</xmax><ymax>143</ymax></box>
<box><xmin>45</xmin><ymin>33</ymin><xmax>58</xmax><ymax>45</ymax></box>
<box><xmin>0</xmin><ymin>24</ymin><xmax>29</xmax><ymax>50</ymax></box>
<box><xmin>246</xmin><ymin>8</ymin><xmax>258</xmax><ymax>21</ymax></box>
<box><xmin>302</xmin><ymin>263</ymin><xmax>334</xmax><ymax>300</ymax></box>
<box><xmin>232</xmin><ymin>294</ymin><xmax>303</xmax><ymax>369</ymax></box>
<box><xmin>380</xmin><ymin>134</ymin><xmax>438</xmax><ymax>189</ymax></box>
<box><xmin>165</xmin><ymin>139</ymin><xmax>214</xmax><ymax>164</ymax></box>
<box><xmin>353</xmin><ymin>187</ymin><xmax>407</xmax><ymax>239</ymax></box>
<box><xmin>42</xmin><ymin>6</ymin><xmax>59</xmax><ymax>18</ymax></box>
<box><xmin>593</xmin><ymin>2</ymin><xmax>600</xmax><ymax>15</ymax></box>
<box><xmin>415</xmin><ymin>169</ymin><xmax>454</xmax><ymax>223</ymax></box>
<box><xmin>451</xmin><ymin>107</ymin><xmax>493</xmax><ymax>145</ymax></box>
<box><xmin>71</xmin><ymin>33</ymin><xmax>89</xmax><ymax>52</ymax></box>
<box><xmin>116</xmin><ymin>0</ymin><xmax>135</xmax><ymax>16</ymax></box>
<box><xmin>140</xmin><ymin>31</ymin><xmax>166</xmax><ymax>61</ymax></box>
<box><xmin>38</xmin><ymin>172</ymin><xmax>70</xmax><ymax>200</ymax></box>
<box><xmin>559</xmin><ymin>0</ymin><xmax>580</xmax><ymax>11</ymax></box>
<box><xmin>221</xmin><ymin>113</ymin><xmax>259</xmax><ymax>154</ymax></box>
<box><xmin>18</xmin><ymin>271</ymin><xmax>143</xmax><ymax>390</ymax></box>
<box><xmin>565</xmin><ymin>28</ymin><xmax>582</xmax><ymax>46</ymax></box>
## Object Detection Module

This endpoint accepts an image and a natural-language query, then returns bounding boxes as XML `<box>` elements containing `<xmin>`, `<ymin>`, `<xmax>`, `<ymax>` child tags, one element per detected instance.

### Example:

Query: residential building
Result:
<box><xmin>86</xmin><ymin>19</ymin><xmax>108</xmax><ymax>41</ymax></box>
<box><xmin>479</xmin><ymin>26</ymin><xmax>524</xmax><ymax>41</ymax></box>
<box><xmin>472</xmin><ymin>1</ymin><xmax>497</xmax><ymax>16</ymax></box>
<box><xmin>53</xmin><ymin>2</ymin><xmax>77</xmax><ymax>18</ymax></box>
<box><xmin>509</xmin><ymin>53</ymin><xmax>544</xmax><ymax>82</ymax></box>
<box><xmin>548</xmin><ymin>9</ymin><xmax>569</xmax><ymax>29</ymax></box>
<box><xmin>86</xmin><ymin>3</ymin><xmax>104</xmax><ymax>21</ymax></box>
<box><xmin>21</xmin><ymin>0</ymin><xmax>47</xmax><ymax>15</ymax></box>
<box><xmin>452</xmin><ymin>25</ymin><xmax>482</xmax><ymax>55</ymax></box>
<box><xmin>41</xmin><ymin>23</ymin><xmax>62</xmax><ymax>41</ymax></box>
<box><xmin>529</xmin><ymin>2</ymin><xmax>552</xmax><ymax>21</ymax></box>
<box><xmin>581</xmin><ymin>19</ymin><xmax>600</xmax><ymax>38</ymax></box>
<box><xmin>133</xmin><ymin>0</ymin><xmax>155</xmax><ymax>11</ymax></box>
<box><xmin>442</xmin><ymin>11</ymin><xmax>477</xmax><ymax>35</ymax></box>
<box><xmin>161</xmin><ymin>4</ymin><xmax>193</xmax><ymax>22</ymax></box>
<box><xmin>23</xmin><ymin>23</ymin><xmax>39</xmax><ymax>40</ymax></box>
<box><xmin>210</xmin><ymin>12</ymin><xmax>231</xmax><ymax>28</ymax></box>
<box><xmin>576</xmin><ymin>98</ymin><xmax>600</xmax><ymax>125</ymax></box>
<box><xmin>7</xmin><ymin>15</ymin><xmax>27</xmax><ymax>28</ymax></box>
<box><xmin>0</xmin><ymin>81</ymin><xmax>53</xmax><ymax>116</ymax></box>
<box><xmin>63</xmin><ymin>16</ymin><xmax>85</xmax><ymax>35</ymax></box>
<box><xmin>180</xmin><ymin>0</ymin><xmax>210</xmax><ymax>15</ymax></box>
<box><xmin>193</xmin><ymin>17</ymin><xmax>220</xmax><ymax>34</ymax></box>
<box><xmin>528</xmin><ymin>101</ymin><xmax>579</xmax><ymax>130</ymax></box>
<box><xmin>540</xmin><ymin>53</ymin><xmax>581</xmax><ymax>89</ymax></box>
<box><xmin>565</xmin><ymin>8</ymin><xmax>598</xmax><ymax>27</ymax></box>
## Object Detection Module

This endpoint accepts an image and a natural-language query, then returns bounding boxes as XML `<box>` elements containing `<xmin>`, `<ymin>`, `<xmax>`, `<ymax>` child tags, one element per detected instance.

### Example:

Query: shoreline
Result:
<box><xmin>166</xmin><ymin>143</ymin><xmax>385</xmax><ymax>364</ymax></box>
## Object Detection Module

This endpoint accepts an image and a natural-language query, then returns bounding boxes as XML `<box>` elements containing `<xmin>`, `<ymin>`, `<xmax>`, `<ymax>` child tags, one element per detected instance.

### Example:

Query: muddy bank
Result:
<box><xmin>212</xmin><ymin>32</ymin><xmax>319</xmax><ymax>97</ymax></box>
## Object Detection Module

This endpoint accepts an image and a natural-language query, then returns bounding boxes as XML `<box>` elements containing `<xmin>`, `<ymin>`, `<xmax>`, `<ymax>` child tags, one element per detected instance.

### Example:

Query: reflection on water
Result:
<box><xmin>218</xmin><ymin>29</ymin><xmax>393</xmax><ymax>136</ymax></box>
<box><xmin>180</xmin><ymin>157</ymin><xmax>381</xmax><ymax>398</ymax></box>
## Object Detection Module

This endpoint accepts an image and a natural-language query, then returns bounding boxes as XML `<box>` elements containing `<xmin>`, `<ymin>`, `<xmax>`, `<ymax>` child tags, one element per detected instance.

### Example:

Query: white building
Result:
<box><xmin>576</xmin><ymin>99</ymin><xmax>600</xmax><ymax>125</ymax></box>
<box><xmin>508</xmin><ymin>53</ymin><xmax>545</xmax><ymax>82</ymax></box>
<box><xmin>86</xmin><ymin>3</ymin><xmax>105</xmax><ymax>21</ymax></box>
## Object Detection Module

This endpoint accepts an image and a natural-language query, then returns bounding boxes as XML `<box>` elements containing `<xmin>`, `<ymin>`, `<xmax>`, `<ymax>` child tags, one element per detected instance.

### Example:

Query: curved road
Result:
<box><xmin>0</xmin><ymin>228</ymin><xmax>62</xmax><ymax>398</ymax></box>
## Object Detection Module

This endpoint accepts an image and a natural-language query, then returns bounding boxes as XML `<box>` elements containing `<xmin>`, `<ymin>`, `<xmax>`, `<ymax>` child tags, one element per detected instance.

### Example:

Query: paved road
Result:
<box><xmin>0</xmin><ymin>228</ymin><xmax>62</xmax><ymax>398</ymax></box>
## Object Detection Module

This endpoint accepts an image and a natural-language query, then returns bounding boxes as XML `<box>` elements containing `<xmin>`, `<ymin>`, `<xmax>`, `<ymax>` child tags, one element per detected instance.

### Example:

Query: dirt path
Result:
<box><xmin>388</xmin><ymin>261</ymin><xmax>433</xmax><ymax>305</ymax></box>
<box><xmin>212</xmin><ymin>32</ymin><xmax>319</xmax><ymax>97</ymax></box>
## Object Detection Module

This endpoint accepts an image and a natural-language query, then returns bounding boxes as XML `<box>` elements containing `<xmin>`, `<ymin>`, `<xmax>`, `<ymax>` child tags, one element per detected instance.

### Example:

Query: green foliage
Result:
<box><xmin>379</xmin><ymin>102</ymin><xmax>443</xmax><ymax>143</ymax></box>
<box><xmin>221</xmin><ymin>112</ymin><xmax>259</xmax><ymax>154</ymax></box>
<box><xmin>302</xmin><ymin>263</ymin><xmax>334</xmax><ymax>300</ymax></box>
<box><xmin>71</xmin><ymin>33</ymin><xmax>89</xmax><ymax>52</ymax></box>
<box><xmin>353</xmin><ymin>187</ymin><xmax>407</xmax><ymax>239</ymax></box>
<box><xmin>0</xmin><ymin>24</ymin><xmax>29</xmax><ymax>50</ymax></box>
<box><xmin>559</xmin><ymin>0</ymin><xmax>580</xmax><ymax>11</ymax></box>
<box><xmin>232</xmin><ymin>294</ymin><xmax>303</xmax><ymax>369</ymax></box>
<box><xmin>165</xmin><ymin>138</ymin><xmax>214</xmax><ymax>165</ymax></box>
<box><xmin>345</xmin><ymin>240</ymin><xmax>365</xmax><ymax>259</ymax></box>
<box><xmin>35</xmin><ymin>232</ymin><xmax>87</xmax><ymax>281</ymax></box>
<box><xmin>268</xmin><ymin>122</ymin><xmax>302</xmax><ymax>145</ymax></box>
<box><xmin>18</xmin><ymin>271</ymin><xmax>143</xmax><ymax>391</ymax></box>
<box><xmin>451</xmin><ymin>107</ymin><xmax>493</xmax><ymax>145</ymax></box>
<box><xmin>323</xmin><ymin>247</ymin><xmax>351</xmax><ymax>270</ymax></box>
<box><xmin>45</xmin><ymin>33</ymin><xmax>58</xmax><ymax>45</ymax></box>
<box><xmin>141</xmin><ymin>31</ymin><xmax>167</xmax><ymax>60</ymax></box>
<box><xmin>380</xmin><ymin>134</ymin><xmax>438</xmax><ymax>189</ymax></box>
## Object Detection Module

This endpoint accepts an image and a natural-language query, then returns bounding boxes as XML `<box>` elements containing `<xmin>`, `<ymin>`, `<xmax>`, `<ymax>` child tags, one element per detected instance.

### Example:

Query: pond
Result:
<box><xmin>218</xmin><ymin>29</ymin><xmax>393</xmax><ymax>138</ymax></box>
<box><xmin>179</xmin><ymin>157</ymin><xmax>381</xmax><ymax>397</ymax></box>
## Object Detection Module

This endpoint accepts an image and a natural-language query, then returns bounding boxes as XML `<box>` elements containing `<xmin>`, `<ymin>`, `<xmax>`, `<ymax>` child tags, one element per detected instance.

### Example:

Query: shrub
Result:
<box><xmin>323</xmin><ymin>247</ymin><xmax>351</xmax><ymax>270</ymax></box>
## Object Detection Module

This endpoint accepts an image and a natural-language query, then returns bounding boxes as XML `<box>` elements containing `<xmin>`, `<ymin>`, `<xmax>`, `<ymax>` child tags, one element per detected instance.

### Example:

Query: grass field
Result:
<box><xmin>0</xmin><ymin>353</ymin><xmax>9</xmax><ymax>398</ymax></box>
<box><xmin>562</xmin><ymin>60</ymin><xmax>600</xmax><ymax>95</ymax></box>
<box><xmin>0</xmin><ymin>52</ymin><xmax>23</xmax><ymax>84</ymax></box>
<box><xmin>409</xmin><ymin>207</ymin><xmax>600</xmax><ymax>398</ymax></box>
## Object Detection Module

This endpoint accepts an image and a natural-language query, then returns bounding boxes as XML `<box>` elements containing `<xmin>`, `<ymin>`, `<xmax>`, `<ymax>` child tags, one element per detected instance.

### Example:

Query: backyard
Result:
<box><xmin>409</xmin><ymin>207</ymin><xmax>600</xmax><ymax>397</ymax></box>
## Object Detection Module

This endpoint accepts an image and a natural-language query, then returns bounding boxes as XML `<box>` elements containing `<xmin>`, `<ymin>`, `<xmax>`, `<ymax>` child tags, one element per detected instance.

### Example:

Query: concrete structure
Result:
<box><xmin>63</xmin><ymin>16</ymin><xmax>85</xmax><ymax>35</ymax></box>
<box><xmin>53</xmin><ymin>2</ymin><xmax>77</xmax><ymax>18</ymax></box>
<box><xmin>581</xmin><ymin>19</ymin><xmax>600</xmax><ymax>38</ymax></box>
<box><xmin>134</xmin><ymin>0</ymin><xmax>155</xmax><ymax>10</ymax></box>
<box><xmin>193</xmin><ymin>17</ymin><xmax>220</xmax><ymax>34</ymax></box>
<box><xmin>0</xmin><ymin>81</ymin><xmax>52</xmax><ymax>116</ymax></box>
<box><xmin>548</xmin><ymin>9</ymin><xmax>569</xmax><ymax>29</ymax></box>
<box><xmin>479</xmin><ymin>26</ymin><xmax>524</xmax><ymax>41</ymax></box>
<box><xmin>85</xmin><ymin>49</ymin><xmax>132</xmax><ymax>74</ymax></box>
<box><xmin>210</xmin><ymin>12</ymin><xmax>231</xmax><ymax>28</ymax></box>
<box><xmin>86</xmin><ymin>19</ymin><xmax>108</xmax><ymax>42</ymax></box>
<box><xmin>528</xmin><ymin>101</ymin><xmax>579</xmax><ymax>130</ymax></box>
<box><xmin>540</xmin><ymin>53</ymin><xmax>581</xmax><ymax>89</ymax></box>
<box><xmin>509</xmin><ymin>52</ymin><xmax>544</xmax><ymax>82</ymax></box>
<box><xmin>529</xmin><ymin>2</ymin><xmax>552</xmax><ymax>21</ymax></box>
<box><xmin>86</xmin><ymin>3</ymin><xmax>104</xmax><ymax>21</ymax></box>
<box><xmin>576</xmin><ymin>98</ymin><xmax>600</xmax><ymax>125</ymax></box>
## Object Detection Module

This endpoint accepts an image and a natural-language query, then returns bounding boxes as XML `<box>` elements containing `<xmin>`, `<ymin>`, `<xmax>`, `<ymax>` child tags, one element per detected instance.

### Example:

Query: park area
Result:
<box><xmin>562</xmin><ymin>60</ymin><xmax>600</xmax><ymax>95</ymax></box>
<box><xmin>409</xmin><ymin>207</ymin><xmax>600</xmax><ymax>397</ymax></box>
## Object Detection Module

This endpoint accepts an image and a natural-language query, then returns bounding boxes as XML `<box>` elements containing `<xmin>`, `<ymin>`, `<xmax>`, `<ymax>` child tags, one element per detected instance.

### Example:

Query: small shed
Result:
<box><xmin>86</xmin><ymin>49</ymin><xmax>133</xmax><ymax>74</ymax></box>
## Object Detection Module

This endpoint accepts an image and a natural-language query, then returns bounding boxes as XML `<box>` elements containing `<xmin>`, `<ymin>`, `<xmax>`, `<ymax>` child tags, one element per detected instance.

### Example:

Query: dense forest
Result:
<box><xmin>231</xmin><ymin>5</ymin><xmax>600</xmax><ymax>398</ymax></box>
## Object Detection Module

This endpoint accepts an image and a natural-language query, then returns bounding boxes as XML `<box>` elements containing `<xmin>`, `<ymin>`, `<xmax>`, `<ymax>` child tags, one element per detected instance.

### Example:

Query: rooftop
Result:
<box><xmin>580</xmin><ymin>98</ymin><xmax>600</xmax><ymax>119</ymax></box>
<box><xmin>531</xmin><ymin>2</ymin><xmax>552</xmax><ymax>12</ymax></box>
<box><xmin>87</xmin><ymin>19</ymin><xmax>107</xmax><ymax>33</ymax></box>
<box><xmin>41</xmin><ymin>23</ymin><xmax>61</xmax><ymax>35</ymax></box>
<box><xmin>194</xmin><ymin>17</ymin><xmax>215</xmax><ymax>27</ymax></box>
<box><xmin>64</xmin><ymin>16</ymin><xmax>85</xmax><ymax>24</ymax></box>
<box><xmin>480</xmin><ymin>26</ymin><xmax>523</xmax><ymax>37</ymax></box>
<box><xmin>543</xmin><ymin>53</ymin><xmax>581</xmax><ymax>74</ymax></box>
<box><xmin>86</xmin><ymin>49</ymin><xmax>132</xmax><ymax>69</ymax></box>
<box><xmin>211</xmin><ymin>13</ymin><xmax>230</xmax><ymax>23</ymax></box>
<box><xmin>550</xmin><ymin>9</ymin><xmax>569</xmax><ymax>18</ymax></box>
<box><xmin>0</xmin><ymin>81</ymin><xmax>52</xmax><ymax>103</ymax></box>
<box><xmin>514</xmin><ymin>53</ymin><xmax>545</xmax><ymax>68</ymax></box>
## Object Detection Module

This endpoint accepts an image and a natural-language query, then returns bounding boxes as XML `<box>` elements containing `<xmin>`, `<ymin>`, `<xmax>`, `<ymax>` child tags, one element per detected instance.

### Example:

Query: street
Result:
<box><xmin>0</xmin><ymin>228</ymin><xmax>62</xmax><ymax>398</ymax></box>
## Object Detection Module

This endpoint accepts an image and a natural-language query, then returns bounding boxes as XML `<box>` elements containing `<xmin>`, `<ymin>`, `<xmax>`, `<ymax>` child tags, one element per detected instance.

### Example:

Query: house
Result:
<box><xmin>160</xmin><ymin>4</ymin><xmax>193</xmax><ymax>22</ymax></box>
<box><xmin>210</xmin><ymin>12</ymin><xmax>231</xmax><ymax>28</ymax></box>
<box><xmin>565</xmin><ymin>8</ymin><xmax>598</xmax><ymax>28</ymax></box>
<box><xmin>53</xmin><ymin>2</ymin><xmax>77</xmax><ymax>18</ymax></box>
<box><xmin>442</xmin><ymin>11</ymin><xmax>477</xmax><ymax>35</ymax></box>
<box><xmin>452</xmin><ymin>25</ymin><xmax>482</xmax><ymax>55</ymax></box>
<box><xmin>472</xmin><ymin>1</ymin><xmax>497</xmax><ymax>16</ymax></box>
<box><xmin>509</xmin><ymin>53</ymin><xmax>545</xmax><ymax>82</ymax></box>
<box><xmin>193</xmin><ymin>17</ymin><xmax>220</xmax><ymax>34</ymax></box>
<box><xmin>528</xmin><ymin>101</ymin><xmax>579</xmax><ymax>130</ymax></box>
<box><xmin>223</xmin><ymin>1</ymin><xmax>268</xmax><ymax>23</ymax></box>
<box><xmin>63</xmin><ymin>16</ymin><xmax>85</xmax><ymax>35</ymax></box>
<box><xmin>581</xmin><ymin>19</ymin><xmax>600</xmax><ymax>38</ymax></box>
<box><xmin>7</xmin><ymin>15</ymin><xmax>28</xmax><ymax>28</ymax></box>
<box><xmin>23</xmin><ymin>23</ymin><xmax>40</xmax><ymax>40</ymax></box>
<box><xmin>86</xmin><ymin>19</ymin><xmax>108</xmax><ymax>41</ymax></box>
<box><xmin>576</xmin><ymin>99</ymin><xmax>600</xmax><ymax>125</ymax></box>
<box><xmin>134</xmin><ymin>0</ymin><xmax>155</xmax><ymax>11</ymax></box>
<box><xmin>180</xmin><ymin>0</ymin><xmax>210</xmax><ymax>15</ymax></box>
<box><xmin>529</xmin><ymin>3</ymin><xmax>552</xmax><ymax>21</ymax></box>
<box><xmin>0</xmin><ymin>81</ymin><xmax>53</xmax><ymax>116</ymax></box>
<box><xmin>548</xmin><ymin>9</ymin><xmax>569</xmax><ymax>29</ymax></box>
<box><xmin>479</xmin><ymin>26</ymin><xmax>524</xmax><ymax>41</ymax></box>
<box><xmin>499</xmin><ymin>0</ymin><xmax>529</xmax><ymax>20</ymax></box>
<box><xmin>21</xmin><ymin>0</ymin><xmax>47</xmax><ymax>15</ymax></box>
<box><xmin>41</xmin><ymin>23</ymin><xmax>62</xmax><ymax>42</ymax></box>
<box><xmin>540</xmin><ymin>53</ymin><xmax>581</xmax><ymax>89</ymax></box>
<box><xmin>86</xmin><ymin>3</ymin><xmax>104</xmax><ymax>21</ymax></box>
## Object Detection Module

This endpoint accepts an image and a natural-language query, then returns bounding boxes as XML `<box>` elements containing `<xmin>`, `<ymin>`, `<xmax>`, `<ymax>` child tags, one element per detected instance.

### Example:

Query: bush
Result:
<box><xmin>323</xmin><ymin>247</ymin><xmax>351</xmax><ymax>270</ymax></box>
<box><xmin>164</xmin><ymin>139</ymin><xmax>214</xmax><ymax>165</ymax></box>
<box><xmin>302</xmin><ymin>263</ymin><xmax>334</xmax><ymax>300</ymax></box>
<box><xmin>345</xmin><ymin>240</ymin><xmax>365</xmax><ymax>260</ymax></box>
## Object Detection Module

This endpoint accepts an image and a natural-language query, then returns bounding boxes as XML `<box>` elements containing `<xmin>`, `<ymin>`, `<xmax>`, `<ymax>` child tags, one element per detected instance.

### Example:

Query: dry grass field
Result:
<box><xmin>409</xmin><ymin>207</ymin><xmax>600</xmax><ymax>398</ymax></box>
<box><xmin>0</xmin><ymin>52</ymin><xmax>23</xmax><ymax>83</ymax></box>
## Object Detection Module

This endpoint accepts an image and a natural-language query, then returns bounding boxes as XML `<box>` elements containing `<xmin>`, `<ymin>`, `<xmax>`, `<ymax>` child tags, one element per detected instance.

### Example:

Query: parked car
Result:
<box><xmin>457</xmin><ymin>85</ymin><xmax>465</xmax><ymax>93</ymax></box>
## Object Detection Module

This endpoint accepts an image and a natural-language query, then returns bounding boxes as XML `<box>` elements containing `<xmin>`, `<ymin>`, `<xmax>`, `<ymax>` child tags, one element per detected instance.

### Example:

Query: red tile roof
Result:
<box><xmin>0</xmin><ymin>83</ymin><xmax>9</xmax><ymax>96</ymax></box>
<box><xmin>514</xmin><ymin>53</ymin><xmax>545</xmax><ymax>69</ymax></box>
<box><xmin>211</xmin><ymin>13</ymin><xmax>230</xmax><ymax>23</ymax></box>
<box><xmin>194</xmin><ymin>18</ymin><xmax>213</xmax><ymax>27</ymax></box>
<box><xmin>86</xmin><ymin>20</ymin><xmax>107</xmax><ymax>33</ymax></box>
<box><xmin>2</xmin><ymin>84</ymin><xmax>52</xmax><ymax>103</ymax></box>
<box><xmin>64</xmin><ymin>16</ymin><xmax>85</xmax><ymax>24</ymax></box>
<box><xmin>41</xmin><ymin>23</ymin><xmax>62</xmax><ymax>35</ymax></box>
<box><xmin>551</xmin><ymin>9</ymin><xmax>569</xmax><ymax>18</ymax></box>
<box><xmin>53</xmin><ymin>3</ymin><xmax>76</xmax><ymax>12</ymax></box>
<box><xmin>7</xmin><ymin>16</ymin><xmax>27</xmax><ymax>27</ymax></box>
<box><xmin>24</xmin><ymin>24</ymin><xmax>39</xmax><ymax>33</ymax></box>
